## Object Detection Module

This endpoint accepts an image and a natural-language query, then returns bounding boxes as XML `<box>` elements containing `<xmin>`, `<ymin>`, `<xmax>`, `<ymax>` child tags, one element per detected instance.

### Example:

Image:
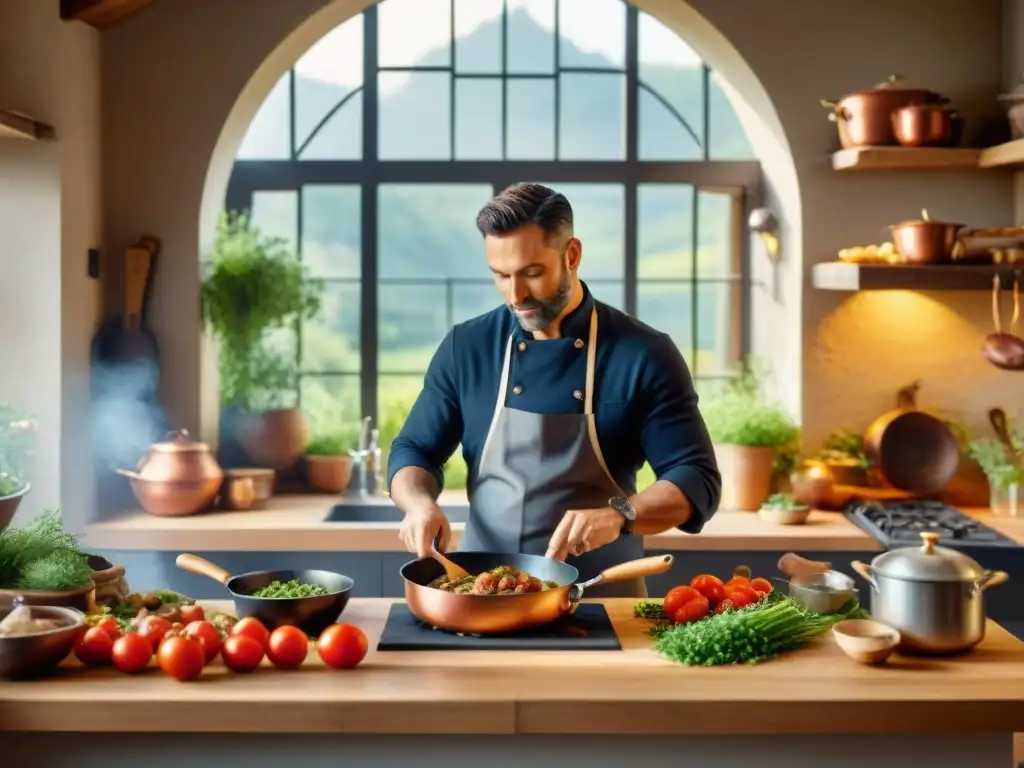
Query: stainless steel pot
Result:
<box><xmin>851</xmin><ymin>532</ymin><xmax>1008</xmax><ymax>655</ymax></box>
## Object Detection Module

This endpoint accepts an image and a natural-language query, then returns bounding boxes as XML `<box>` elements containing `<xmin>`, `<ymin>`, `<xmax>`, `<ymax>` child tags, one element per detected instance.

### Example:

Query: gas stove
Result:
<box><xmin>846</xmin><ymin>499</ymin><xmax>1017</xmax><ymax>549</ymax></box>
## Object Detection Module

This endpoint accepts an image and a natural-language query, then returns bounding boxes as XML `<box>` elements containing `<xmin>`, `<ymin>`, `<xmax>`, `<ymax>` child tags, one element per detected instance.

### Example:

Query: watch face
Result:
<box><xmin>611</xmin><ymin>496</ymin><xmax>636</xmax><ymax>520</ymax></box>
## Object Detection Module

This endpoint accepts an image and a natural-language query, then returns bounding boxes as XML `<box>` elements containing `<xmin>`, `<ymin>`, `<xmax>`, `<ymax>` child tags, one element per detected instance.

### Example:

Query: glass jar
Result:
<box><xmin>989</xmin><ymin>479</ymin><xmax>1021</xmax><ymax>517</ymax></box>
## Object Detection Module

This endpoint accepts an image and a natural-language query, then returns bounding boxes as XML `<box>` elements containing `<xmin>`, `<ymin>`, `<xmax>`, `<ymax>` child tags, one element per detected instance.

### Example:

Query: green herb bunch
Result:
<box><xmin>652</xmin><ymin>592</ymin><xmax>864</xmax><ymax>666</ymax></box>
<box><xmin>201</xmin><ymin>211</ymin><xmax>325</xmax><ymax>412</ymax></box>
<box><xmin>815</xmin><ymin>428</ymin><xmax>870</xmax><ymax>469</ymax></box>
<box><xmin>0</xmin><ymin>509</ymin><xmax>92</xmax><ymax>591</ymax></box>
<box><xmin>306</xmin><ymin>427</ymin><xmax>359</xmax><ymax>457</ymax></box>
<box><xmin>760</xmin><ymin>492</ymin><xmax>805</xmax><ymax>511</ymax></box>
<box><xmin>701</xmin><ymin>361</ymin><xmax>799</xmax><ymax>454</ymax></box>
<box><xmin>967</xmin><ymin>430</ymin><xmax>1023</xmax><ymax>492</ymax></box>
<box><xmin>0</xmin><ymin>404</ymin><xmax>34</xmax><ymax>497</ymax></box>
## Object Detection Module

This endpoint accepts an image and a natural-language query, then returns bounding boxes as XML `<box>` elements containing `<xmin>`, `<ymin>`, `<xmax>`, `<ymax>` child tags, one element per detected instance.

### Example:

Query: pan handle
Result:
<box><xmin>175</xmin><ymin>553</ymin><xmax>233</xmax><ymax>585</ymax></box>
<box><xmin>578</xmin><ymin>554</ymin><xmax>674</xmax><ymax>591</ymax></box>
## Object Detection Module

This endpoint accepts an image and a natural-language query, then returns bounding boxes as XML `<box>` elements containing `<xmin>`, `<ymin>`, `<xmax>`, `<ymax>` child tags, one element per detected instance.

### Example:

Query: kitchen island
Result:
<box><xmin>1</xmin><ymin>599</ymin><xmax>1021</xmax><ymax>768</ymax></box>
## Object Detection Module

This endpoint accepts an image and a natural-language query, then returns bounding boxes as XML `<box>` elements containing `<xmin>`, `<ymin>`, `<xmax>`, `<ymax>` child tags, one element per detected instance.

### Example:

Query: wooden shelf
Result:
<box><xmin>978</xmin><ymin>139</ymin><xmax>1024</xmax><ymax>168</ymax></box>
<box><xmin>812</xmin><ymin>261</ymin><xmax>1022</xmax><ymax>291</ymax></box>
<box><xmin>831</xmin><ymin>146</ymin><xmax>982</xmax><ymax>172</ymax></box>
<box><xmin>0</xmin><ymin>110</ymin><xmax>52</xmax><ymax>140</ymax></box>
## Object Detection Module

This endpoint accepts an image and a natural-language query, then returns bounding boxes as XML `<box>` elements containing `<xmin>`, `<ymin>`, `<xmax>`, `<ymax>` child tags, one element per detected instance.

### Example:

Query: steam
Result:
<box><xmin>90</xmin><ymin>358</ymin><xmax>168</xmax><ymax>468</ymax></box>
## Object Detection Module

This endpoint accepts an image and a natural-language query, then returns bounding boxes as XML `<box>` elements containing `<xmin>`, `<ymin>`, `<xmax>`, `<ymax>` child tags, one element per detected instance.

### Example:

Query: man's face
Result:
<box><xmin>485</xmin><ymin>224</ymin><xmax>580</xmax><ymax>332</ymax></box>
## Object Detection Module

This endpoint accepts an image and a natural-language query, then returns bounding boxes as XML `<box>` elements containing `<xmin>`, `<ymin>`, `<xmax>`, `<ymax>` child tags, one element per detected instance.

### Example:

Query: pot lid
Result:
<box><xmin>892</xmin><ymin>208</ymin><xmax>963</xmax><ymax>228</ymax></box>
<box><xmin>150</xmin><ymin>429</ymin><xmax>209</xmax><ymax>453</ymax></box>
<box><xmin>871</xmin><ymin>532</ymin><xmax>986</xmax><ymax>582</ymax></box>
<box><xmin>851</xmin><ymin>74</ymin><xmax>933</xmax><ymax>95</ymax></box>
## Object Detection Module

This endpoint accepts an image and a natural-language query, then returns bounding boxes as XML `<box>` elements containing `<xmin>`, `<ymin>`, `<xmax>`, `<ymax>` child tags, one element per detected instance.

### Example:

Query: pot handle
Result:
<box><xmin>971</xmin><ymin>570</ymin><xmax>1009</xmax><ymax>596</ymax></box>
<box><xmin>175</xmin><ymin>553</ymin><xmax>234</xmax><ymax>585</ymax></box>
<box><xmin>113</xmin><ymin>468</ymin><xmax>141</xmax><ymax>480</ymax></box>
<box><xmin>851</xmin><ymin>560</ymin><xmax>878</xmax><ymax>592</ymax></box>
<box><xmin>570</xmin><ymin>554</ymin><xmax>674</xmax><ymax>604</ymax></box>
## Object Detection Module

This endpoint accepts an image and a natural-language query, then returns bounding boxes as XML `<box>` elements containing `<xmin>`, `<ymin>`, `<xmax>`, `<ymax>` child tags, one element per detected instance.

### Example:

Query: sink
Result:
<box><xmin>324</xmin><ymin>504</ymin><xmax>470</xmax><ymax>523</ymax></box>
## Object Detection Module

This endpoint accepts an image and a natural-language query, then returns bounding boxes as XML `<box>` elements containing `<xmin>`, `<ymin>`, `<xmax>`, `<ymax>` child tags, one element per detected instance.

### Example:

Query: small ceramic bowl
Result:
<box><xmin>832</xmin><ymin>619</ymin><xmax>900</xmax><ymax>666</ymax></box>
<box><xmin>758</xmin><ymin>505</ymin><xmax>811</xmax><ymax>525</ymax></box>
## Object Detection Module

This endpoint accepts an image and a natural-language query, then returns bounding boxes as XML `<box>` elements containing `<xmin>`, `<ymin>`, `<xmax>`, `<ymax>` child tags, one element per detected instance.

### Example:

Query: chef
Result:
<box><xmin>388</xmin><ymin>182</ymin><xmax>722</xmax><ymax>597</ymax></box>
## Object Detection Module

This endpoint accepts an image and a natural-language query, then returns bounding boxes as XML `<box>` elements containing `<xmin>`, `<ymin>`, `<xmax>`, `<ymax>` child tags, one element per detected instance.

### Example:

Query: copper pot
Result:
<box><xmin>889</xmin><ymin>208</ymin><xmax>965</xmax><ymax>264</ymax></box>
<box><xmin>115</xmin><ymin>430</ymin><xmax>224</xmax><ymax>516</ymax></box>
<box><xmin>862</xmin><ymin>382</ymin><xmax>960</xmax><ymax>495</ymax></box>
<box><xmin>892</xmin><ymin>105</ymin><xmax>959</xmax><ymax>147</ymax></box>
<box><xmin>822</xmin><ymin>75</ymin><xmax>941</xmax><ymax>148</ymax></box>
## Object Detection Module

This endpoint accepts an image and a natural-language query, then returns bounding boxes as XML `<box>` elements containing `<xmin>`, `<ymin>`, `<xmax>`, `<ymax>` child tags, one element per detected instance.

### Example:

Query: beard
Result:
<box><xmin>508</xmin><ymin>263</ymin><xmax>572</xmax><ymax>332</ymax></box>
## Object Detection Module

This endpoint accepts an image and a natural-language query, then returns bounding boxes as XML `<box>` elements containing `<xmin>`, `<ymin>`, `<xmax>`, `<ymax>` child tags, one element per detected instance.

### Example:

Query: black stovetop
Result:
<box><xmin>846</xmin><ymin>499</ymin><xmax>1018</xmax><ymax>549</ymax></box>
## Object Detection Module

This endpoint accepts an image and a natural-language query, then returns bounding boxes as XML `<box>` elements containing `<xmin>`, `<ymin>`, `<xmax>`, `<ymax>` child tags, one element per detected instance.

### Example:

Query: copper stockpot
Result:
<box><xmin>862</xmin><ymin>382</ymin><xmax>960</xmax><ymax>495</ymax></box>
<box><xmin>401</xmin><ymin>552</ymin><xmax>674</xmax><ymax>635</ymax></box>
<box><xmin>821</xmin><ymin>75</ymin><xmax>941</xmax><ymax>148</ymax></box>
<box><xmin>115</xmin><ymin>430</ymin><xmax>224</xmax><ymax>516</ymax></box>
<box><xmin>889</xmin><ymin>208</ymin><xmax>965</xmax><ymax>264</ymax></box>
<box><xmin>892</xmin><ymin>104</ymin><xmax>959</xmax><ymax>147</ymax></box>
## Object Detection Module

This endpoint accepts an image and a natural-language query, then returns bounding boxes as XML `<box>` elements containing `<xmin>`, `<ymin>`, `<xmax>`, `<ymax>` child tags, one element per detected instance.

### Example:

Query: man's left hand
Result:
<box><xmin>545</xmin><ymin>506</ymin><xmax>623</xmax><ymax>561</ymax></box>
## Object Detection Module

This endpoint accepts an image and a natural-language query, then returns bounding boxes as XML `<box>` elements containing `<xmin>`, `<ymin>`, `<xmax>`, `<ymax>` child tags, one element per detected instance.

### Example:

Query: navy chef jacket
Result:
<box><xmin>386</xmin><ymin>281</ymin><xmax>722</xmax><ymax>533</ymax></box>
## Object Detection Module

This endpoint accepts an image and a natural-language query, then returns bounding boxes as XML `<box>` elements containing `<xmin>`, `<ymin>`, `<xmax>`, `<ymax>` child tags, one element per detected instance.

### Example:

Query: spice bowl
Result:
<box><xmin>832</xmin><ymin>619</ymin><xmax>900</xmax><ymax>666</ymax></box>
<box><xmin>0</xmin><ymin>602</ymin><xmax>86</xmax><ymax>680</ymax></box>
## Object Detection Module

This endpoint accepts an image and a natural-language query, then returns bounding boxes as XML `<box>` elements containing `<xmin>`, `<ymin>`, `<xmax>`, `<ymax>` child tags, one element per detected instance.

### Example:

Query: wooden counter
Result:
<box><xmin>2</xmin><ymin>598</ymin><xmax>1023</xmax><ymax>736</ymax></box>
<box><xmin>84</xmin><ymin>494</ymin><xmax>883</xmax><ymax>552</ymax></box>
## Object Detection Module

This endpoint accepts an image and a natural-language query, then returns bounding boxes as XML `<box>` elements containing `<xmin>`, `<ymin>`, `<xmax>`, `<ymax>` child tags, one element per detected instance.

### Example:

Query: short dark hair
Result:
<box><xmin>475</xmin><ymin>182</ymin><xmax>573</xmax><ymax>244</ymax></box>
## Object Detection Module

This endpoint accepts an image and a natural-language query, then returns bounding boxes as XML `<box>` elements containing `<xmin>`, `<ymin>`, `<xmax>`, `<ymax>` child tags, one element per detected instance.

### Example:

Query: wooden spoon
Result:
<box><xmin>777</xmin><ymin>553</ymin><xmax>832</xmax><ymax>579</ymax></box>
<box><xmin>429</xmin><ymin>540</ymin><xmax>471</xmax><ymax>581</ymax></box>
<box><xmin>988</xmin><ymin>408</ymin><xmax>1021</xmax><ymax>467</ymax></box>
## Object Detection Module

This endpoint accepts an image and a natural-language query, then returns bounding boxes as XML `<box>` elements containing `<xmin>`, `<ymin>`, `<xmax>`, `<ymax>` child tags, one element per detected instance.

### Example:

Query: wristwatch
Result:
<box><xmin>608</xmin><ymin>495</ymin><xmax>637</xmax><ymax>535</ymax></box>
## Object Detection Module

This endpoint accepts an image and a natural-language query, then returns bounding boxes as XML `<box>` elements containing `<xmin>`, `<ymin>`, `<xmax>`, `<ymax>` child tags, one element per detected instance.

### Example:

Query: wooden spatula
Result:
<box><xmin>777</xmin><ymin>553</ymin><xmax>832</xmax><ymax>578</ymax></box>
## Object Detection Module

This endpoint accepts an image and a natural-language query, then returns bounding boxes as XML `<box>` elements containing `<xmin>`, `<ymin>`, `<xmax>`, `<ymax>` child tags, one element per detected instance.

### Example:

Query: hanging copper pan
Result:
<box><xmin>983</xmin><ymin>274</ymin><xmax>1024</xmax><ymax>371</ymax></box>
<box><xmin>401</xmin><ymin>552</ymin><xmax>674</xmax><ymax>635</ymax></box>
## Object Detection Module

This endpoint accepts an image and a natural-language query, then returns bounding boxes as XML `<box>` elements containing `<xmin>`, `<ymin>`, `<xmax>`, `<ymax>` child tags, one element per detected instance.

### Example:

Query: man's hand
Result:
<box><xmin>399</xmin><ymin>505</ymin><xmax>452</xmax><ymax>558</ymax></box>
<box><xmin>545</xmin><ymin>506</ymin><xmax>623</xmax><ymax>561</ymax></box>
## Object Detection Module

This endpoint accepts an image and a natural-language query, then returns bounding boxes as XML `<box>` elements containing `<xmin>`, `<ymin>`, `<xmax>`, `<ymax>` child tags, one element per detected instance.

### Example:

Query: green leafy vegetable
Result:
<box><xmin>967</xmin><ymin>428</ymin><xmax>1023</xmax><ymax>492</ymax></box>
<box><xmin>760</xmin><ymin>492</ymin><xmax>806</xmax><ymax>511</ymax></box>
<box><xmin>250</xmin><ymin>579</ymin><xmax>330</xmax><ymax>598</ymax></box>
<box><xmin>645</xmin><ymin>592</ymin><xmax>865</xmax><ymax>666</ymax></box>
<box><xmin>0</xmin><ymin>509</ymin><xmax>92</xmax><ymax>592</ymax></box>
<box><xmin>633</xmin><ymin>600</ymin><xmax>666</xmax><ymax>621</ymax></box>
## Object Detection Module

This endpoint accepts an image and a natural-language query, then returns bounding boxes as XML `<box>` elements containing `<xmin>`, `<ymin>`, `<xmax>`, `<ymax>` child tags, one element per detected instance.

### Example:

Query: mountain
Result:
<box><xmin>234</xmin><ymin>8</ymin><xmax>754</xmax><ymax>441</ymax></box>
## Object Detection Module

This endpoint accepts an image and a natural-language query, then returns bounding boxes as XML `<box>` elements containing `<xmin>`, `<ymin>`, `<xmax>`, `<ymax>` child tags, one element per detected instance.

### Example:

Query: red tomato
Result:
<box><xmin>157</xmin><ymin>634</ymin><xmax>205</xmax><ymax>681</ymax></box>
<box><xmin>94</xmin><ymin>616</ymin><xmax>123</xmax><ymax>640</ymax></box>
<box><xmin>221</xmin><ymin>634</ymin><xmax>265</xmax><ymax>673</ymax></box>
<box><xmin>231</xmin><ymin>617</ymin><xmax>270</xmax><ymax>651</ymax></box>
<box><xmin>179</xmin><ymin>604</ymin><xmax>205</xmax><ymax>624</ymax></box>
<box><xmin>74</xmin><ymin>626</ymin><xmax>113</xmax><ymax>666</ymax></box>
<box><xmin>662</xmin><ymin>586</ymin><xmax>701</xmax><ymax>619</ymax></box>
<box><xmin>689</xmin><ymin>574</ymin><xmax>726</xmax><ymax>606</ymax></box>
<box><xmin>111</xmin><ymin>632</ymin><xmax>153</xmax><ymax>673</ymax></box>
<box><xmin>749</xmin><ymin>577</ymin><xmax>773</xmax><ymax>595</ymax></box>
<box><xmin>267</xmin><ymin>626</ymin><xmax>309</xmax><ymax>669</ymax></box>
<box><xmin>184</xmin><ymin>620</ymin><xmax>223</xmax><ymax>664</ymax></box>
<box><xmin>137</xmin><ymin>615</ymin><xmax>173</xmax><ymax>651</ymax></box>
<box><xmin>672</xmin><ymin>594</ymin><xmax>710</xmax><ymax>624</ymax></box>
<box><xmin>726</xmin><ymin>576</ymin><xmax>751</xmax><ymax>588</ymax></box>
<box><xmin>317</xmin><ymin>624</ymin><xmax>368</xmax><ymax>670</ymax></box>
<box><xmin>724</xmin><ymin>584</ymin><xmax>759</xmax><ymax>608</ymax></box>
<box><xmin>714</xmin><ymin>599</ymin><xmax>735</xmax><ymax>615</ymax></box>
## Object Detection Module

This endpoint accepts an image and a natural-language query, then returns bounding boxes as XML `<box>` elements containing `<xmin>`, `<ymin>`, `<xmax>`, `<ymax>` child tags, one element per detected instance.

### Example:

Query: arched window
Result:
<box><xmin>228</xmin><ymin>0</ymin><xmax>760</xmax><ymax>488</ymax></box>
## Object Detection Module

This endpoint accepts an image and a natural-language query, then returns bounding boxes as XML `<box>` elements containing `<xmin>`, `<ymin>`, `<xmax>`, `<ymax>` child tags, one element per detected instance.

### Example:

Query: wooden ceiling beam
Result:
<box><xmin>60</xmin><ymin>0</ymin><xmax>156</xmax><ymax>29</ymax></box>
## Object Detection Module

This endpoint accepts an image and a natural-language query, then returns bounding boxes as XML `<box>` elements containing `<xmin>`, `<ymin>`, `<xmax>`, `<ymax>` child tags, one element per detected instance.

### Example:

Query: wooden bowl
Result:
<box><xmin>0</xmin><ymin>604</ymin><xmax>86</xmax><ymax>680</ymax></box>
<box><xmin>758</xmin><ymin>505</ymin><xmax>811</xmax><ymax>525</ymax></box>
<box><xmin>0</xmin><ymin>582</ymin><xmax>96</xmax><ymax>613</ymax></box>
<box><xmin>833</xmin><ymin>619</ymin><xmax>900</xmax><ymax>665</ymax></box>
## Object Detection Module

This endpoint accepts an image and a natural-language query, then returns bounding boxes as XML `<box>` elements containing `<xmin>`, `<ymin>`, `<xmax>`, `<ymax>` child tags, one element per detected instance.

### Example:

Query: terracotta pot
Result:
<box><xmin>0</xmin><ymin>582</ymin><xmax>96</xmax><ymax>614</ymax></box>
<box><xmin>0</xmin><ymin>483</ymin><xmax>29</xmax><ymax>530</ymax></box>
<box><xmin>236</xmin><ymin>408</ymin><xmax>309</xmax><ymax>471</ymax></box>
<box><xmin>715</xmin><ymin>444</ymin><xmax>776</xmax><ymax>511</ymax></box>
<box><xmin>306</xmin><ymin>455</ymin><xmax>354</xmax><ymax>494</ymax></box>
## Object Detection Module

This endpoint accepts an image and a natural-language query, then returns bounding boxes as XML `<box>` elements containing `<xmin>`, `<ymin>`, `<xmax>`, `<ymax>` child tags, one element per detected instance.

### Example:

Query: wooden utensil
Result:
<box><xmin>983</xmin><ymin>274</ymin><xmax>1024</xmax><ymax>371</ymax></box>
<box><xmin>777</xmin><ymin>553</ymin><xmax>832</xmax><ymax>579</ymax></box>
<box><xmin>988</xmin><ymin>408</ymin><xmax>1021</xmax><ymax>467</ymax></box>
<box><xmin>430</xmin><ymin>546</ymin><xmax>471</xmax><ymax>581</ymax></box>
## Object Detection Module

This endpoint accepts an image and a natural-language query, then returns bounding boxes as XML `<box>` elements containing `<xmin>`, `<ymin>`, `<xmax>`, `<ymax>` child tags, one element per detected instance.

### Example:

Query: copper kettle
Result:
<box><xmin>115</xmin><ymin>430</ymin><xmax>224</xmax><ymax>516</ymax></box>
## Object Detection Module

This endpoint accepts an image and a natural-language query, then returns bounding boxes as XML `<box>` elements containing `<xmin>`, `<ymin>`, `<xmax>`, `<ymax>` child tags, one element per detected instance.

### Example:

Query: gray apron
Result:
<box><xmin>461</xmin><ymin>307</ymin><xmax>647</xmax><ymax>598</ymax></box>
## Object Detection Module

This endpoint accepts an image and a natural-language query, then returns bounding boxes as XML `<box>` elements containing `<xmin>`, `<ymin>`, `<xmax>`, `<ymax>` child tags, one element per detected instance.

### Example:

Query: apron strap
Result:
<box><xmin>584</xmin><ymin>307</ymin><xmax>598</xmax><ymax>416</ymax></box>
<box><xmin>479</xmin><ymin>333</ymin><xmax>515</xmax><ymax>471</ymax></box>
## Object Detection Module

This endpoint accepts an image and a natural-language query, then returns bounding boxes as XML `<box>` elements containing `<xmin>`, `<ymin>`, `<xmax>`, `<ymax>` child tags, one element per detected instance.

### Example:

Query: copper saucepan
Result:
<box><xmin>401</xmin><ymin>551</ymin><xmax>674</xmax><ymax>635</ymax></box>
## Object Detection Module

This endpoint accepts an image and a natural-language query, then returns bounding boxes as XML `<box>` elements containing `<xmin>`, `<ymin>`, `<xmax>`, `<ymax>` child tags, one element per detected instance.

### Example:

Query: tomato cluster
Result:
<box><xmin>76</xmin><ymin>607</ymin><xmax>369</xmax><ymax>681</ymax></box>
<box><xmin>662</xmin><ymin>572</ymin><xmax>773</xmax><ymax>625</ymax></box>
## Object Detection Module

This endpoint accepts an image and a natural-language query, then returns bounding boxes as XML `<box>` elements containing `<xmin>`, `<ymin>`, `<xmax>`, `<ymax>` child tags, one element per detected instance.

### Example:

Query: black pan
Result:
<box><xmin>176</xmin><ymin>553</ymin><xmax>353</xmax><ymax>637</ymax></box>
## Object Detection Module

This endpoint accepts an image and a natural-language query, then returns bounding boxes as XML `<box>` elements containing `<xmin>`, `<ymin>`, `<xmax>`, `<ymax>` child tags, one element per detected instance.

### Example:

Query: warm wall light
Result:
<box><xmin>748</xmin><ymin>207</ymin><xmax>780</xmax><ymax>264</ymax></box>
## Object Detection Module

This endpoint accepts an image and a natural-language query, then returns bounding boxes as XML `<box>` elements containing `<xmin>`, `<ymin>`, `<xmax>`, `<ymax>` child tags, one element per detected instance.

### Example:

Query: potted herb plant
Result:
<box><xmin>0</xmin><ymin>509</ymin><xmax>95</xmax><ymax>611</ymax></box>
<box><xmin>305</xmin><ymin>427</ymin><xmax>359</xmax><ymax>494</ymax></box>
<box><xmin>758</xmin><ymin>492</ymin><xmax>811</xmax><ymax>525</ymax></box>
<box><xmin>0</xmin><ymin>406</ymin><xmax>35</xmax><ymax>530</ymax></box>
<box><xmin>966</xmin><ymin>426</ymin><xmax>1023</xmax><ymax>517</ymax></box>
<box><xmin>702</xmin><ymin>364</ymin><xmax>799</xmax><ymax>511</ymax></box>
<box><xmin>201</xmin><ymin>212</ymin><xmax>324</xmax><ymax>470</ymax></box>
